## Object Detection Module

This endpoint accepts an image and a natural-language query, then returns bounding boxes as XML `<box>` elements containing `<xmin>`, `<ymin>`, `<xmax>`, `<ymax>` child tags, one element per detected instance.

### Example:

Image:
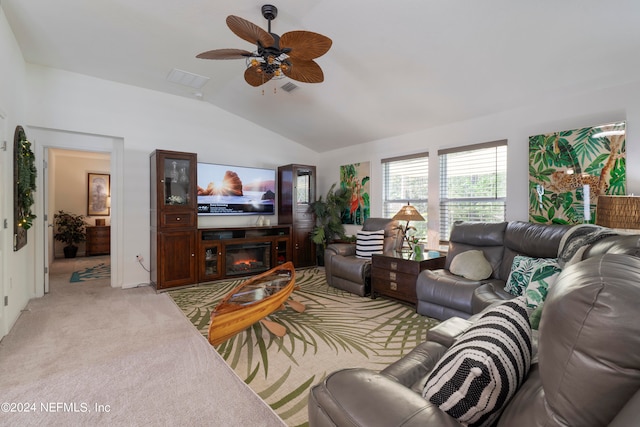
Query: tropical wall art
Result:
<box><xmin>529</xmin><ymin>121</ymin><xmax>626</xmax><ymax>225</ymax></box>
<box><xmin>340</xmin><ymin>162</ymin><xmax>370</xmax><ymax>225</ymax></box>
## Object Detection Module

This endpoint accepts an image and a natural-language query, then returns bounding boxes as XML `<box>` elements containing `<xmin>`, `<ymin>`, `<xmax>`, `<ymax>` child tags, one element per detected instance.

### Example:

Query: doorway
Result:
<box><xmin>46</xmin><ymin>148</ymin><xmax>111</xmax><ymax>292</ymax></box>
<box><xmin>31</xmin><ymin>126</ymin><xmax>124</xmax><ymax>297</ymax></box>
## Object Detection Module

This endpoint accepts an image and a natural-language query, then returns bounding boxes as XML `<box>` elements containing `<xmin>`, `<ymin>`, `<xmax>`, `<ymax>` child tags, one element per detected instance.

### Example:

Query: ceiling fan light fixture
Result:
<box><xmin>197</xmin><ymin>5</ymin><xmax>331</xmax><ymax>87</ymax></box>
<box><xmin>246</xmin><ymin>53</ymin><xmax>290</xmax><ymax>80</ymax></box>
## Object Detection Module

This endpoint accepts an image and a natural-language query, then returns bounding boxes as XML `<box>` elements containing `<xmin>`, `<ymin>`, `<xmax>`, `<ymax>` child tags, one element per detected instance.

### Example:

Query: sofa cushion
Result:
<box><xmin>355</xmin><ymin>229</ymin><xmax>385</xmax><ymax>259</ymax></box>
<box><xmin>450</xmin><ymin>250</ymin><xmax>493</xmax><ymax>281</ymax></box>
<box><xmin>504</xmin><ymin>256</ymin><xmax>559</xmax><ymax>297</ymax></box>
<box><xmin>422</xmin><ymin>297</ymin><xmax>532</xmax><ymax>427</ymax></box>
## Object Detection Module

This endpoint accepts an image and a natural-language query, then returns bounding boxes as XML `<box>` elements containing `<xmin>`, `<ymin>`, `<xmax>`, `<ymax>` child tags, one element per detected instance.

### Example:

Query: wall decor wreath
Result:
<box><xmin>13</xmin><ymin>125</ymin><xmax>37</xmax><ymax>251</ymax></box>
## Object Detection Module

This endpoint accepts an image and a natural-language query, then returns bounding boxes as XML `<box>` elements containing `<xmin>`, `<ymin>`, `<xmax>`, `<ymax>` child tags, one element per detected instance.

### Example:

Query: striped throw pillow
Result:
<box><xmin>355</xmin><ymin>229</ymin><xmax>385</xmax><ymax>259</ymax></box>
<box><xmin>422</xmin><ymin>296</ymin><xmax>532</xmax><ymax>427</ymax></box>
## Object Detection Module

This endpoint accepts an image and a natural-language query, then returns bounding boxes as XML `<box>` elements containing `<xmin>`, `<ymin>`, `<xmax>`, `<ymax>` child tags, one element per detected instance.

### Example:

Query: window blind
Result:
<box><xmin>439</xmin><ymin>140</ymin><xmax>507</xmax><ymax>241</ymax></box>
<box><xmin>382</xmin><ymin>153</ymin><xmax>429</xmax><ymax>240</ymax></box>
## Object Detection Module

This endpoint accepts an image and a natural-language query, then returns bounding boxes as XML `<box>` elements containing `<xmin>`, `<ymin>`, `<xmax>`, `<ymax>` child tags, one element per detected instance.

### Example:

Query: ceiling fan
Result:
<box><xmin>196</xmin><ymin>4</ymin><xmax>332</xmax><ymax>87</ymax></box>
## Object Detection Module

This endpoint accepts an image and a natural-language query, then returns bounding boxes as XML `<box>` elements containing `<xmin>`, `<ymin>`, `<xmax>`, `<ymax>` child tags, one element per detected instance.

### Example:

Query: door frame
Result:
<box><xmin>31</xmin><ymin>126</ymin><xmax>124</xmax><ymax>296</ymax></box>
<box><xmin>0</xmin><ymin>110</ymin><xmax>6</xmax><ymax>336</ymax></box>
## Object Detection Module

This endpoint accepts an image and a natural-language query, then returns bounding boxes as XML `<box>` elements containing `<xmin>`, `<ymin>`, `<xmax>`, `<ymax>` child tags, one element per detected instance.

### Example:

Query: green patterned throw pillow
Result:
<box><xmin>504</xmin><ymin>256</ymin><xmax>561</xmax><ymax>308</ymax></box>
<box><xmin>524</xmin><ymin>263</ymin><xmax>561</xmax><ymax>309</ymax></box>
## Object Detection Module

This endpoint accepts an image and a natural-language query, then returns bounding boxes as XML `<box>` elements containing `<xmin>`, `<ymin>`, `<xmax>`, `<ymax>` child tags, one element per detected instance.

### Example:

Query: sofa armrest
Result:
<box><xmin>326</xmin><ymin>243</ymin><xmax>356</xmax><ymax>257</ymax></box>
<box><xmin>471</xmin><ymin>281</ymin><xmax>513</xmax><ymax>314</ymax></box>
<box><xmin>380</xmin><ymin>341</ymin><xmax>448</xmax><ymax>392</ymax></box>
<box><xmin>426</xmin><ymin>317</ymin><xmax>473</xmax><ymax>348</ymax></box>
<box><xmin>324</xmin><ymin>243</ymin><xmax>356</xmax><ymax>286</ymax></box>
<box><xmin>415</xmin><ymin>269</ymin><xmax>484</xmax><ymax>320</ymax></box>
<box><xmin>308</xmin><ymin>368</ymin><xmax>460</xmax><ymax>427</ymax></box>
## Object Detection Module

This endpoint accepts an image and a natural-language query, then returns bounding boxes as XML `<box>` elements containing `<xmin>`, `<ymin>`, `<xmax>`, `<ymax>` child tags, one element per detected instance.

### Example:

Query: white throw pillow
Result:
<box><xmin>423</xmin><ymin>297</ymin><xmax>532</xmax><ymax>427</ymax></box>
<box><xmin>449</xmin><ymin>250</ymin><xmax>493</xmax><ymax>280</ymax></box>
<box><xmin>355</xmin><ymin>229</ymin><xmax>385</xmax><ymax>259</ymax></box>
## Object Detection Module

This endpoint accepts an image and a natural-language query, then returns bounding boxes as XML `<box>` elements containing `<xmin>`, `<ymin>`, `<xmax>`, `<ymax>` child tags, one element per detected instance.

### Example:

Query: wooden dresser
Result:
<box><xmin>86</xmin><ymin>226</ymin><xmax>110</xmax><ymax>256</ymax></box>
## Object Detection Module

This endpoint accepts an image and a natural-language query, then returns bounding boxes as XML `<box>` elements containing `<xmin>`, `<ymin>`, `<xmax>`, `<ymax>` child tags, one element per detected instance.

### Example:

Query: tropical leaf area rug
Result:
<box><xmin>169</xmin><ymin>267</ymin><xmax>439</xmax><ymax>426</ymax></box>
<box><xmin>69</xmin><ymin>262</ymin><xmax>111</xmax><ymax>282</ymax></box>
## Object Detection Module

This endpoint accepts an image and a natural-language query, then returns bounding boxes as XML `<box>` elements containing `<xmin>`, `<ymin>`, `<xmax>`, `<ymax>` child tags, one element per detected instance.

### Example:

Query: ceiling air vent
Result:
<box><xmin>166</xmin><ymin>68</ymin><xmax>210</xmax><ymax>89</ymax></box>
<box><xmin>281</xmin><ymin>82</ymin><xmax>299</xmax><ymax>93</ymax></box>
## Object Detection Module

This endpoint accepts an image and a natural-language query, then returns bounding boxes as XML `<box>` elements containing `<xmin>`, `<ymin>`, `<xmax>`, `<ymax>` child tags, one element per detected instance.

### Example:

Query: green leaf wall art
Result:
<box><xmin>340</xmin><ymin>162</ymin><xmax>370</xmax><ymax>225</ymax></box>
<box><xmin>529</xmin><ymin>121</ymin><xmax>626</xmax><ymax>225</ymax></box>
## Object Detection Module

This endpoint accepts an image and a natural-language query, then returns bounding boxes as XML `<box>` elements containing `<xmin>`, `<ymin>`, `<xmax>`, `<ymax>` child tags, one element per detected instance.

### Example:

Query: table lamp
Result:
<box><xmin>392</xmin><ymin>202</ymin><xmax>425</xmax><ymax>249</ymax></box>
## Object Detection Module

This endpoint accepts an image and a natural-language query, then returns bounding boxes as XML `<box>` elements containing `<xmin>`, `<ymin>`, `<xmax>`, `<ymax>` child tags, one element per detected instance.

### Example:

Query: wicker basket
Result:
<box><xmin>596</xmin><ymin>196</ymin><xmax>640</xmax><ymax>229</ymax></box>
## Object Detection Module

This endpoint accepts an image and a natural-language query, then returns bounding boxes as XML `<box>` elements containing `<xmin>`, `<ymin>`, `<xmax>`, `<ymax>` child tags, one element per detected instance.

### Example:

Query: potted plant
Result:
<box><xmin>310</xmin><ymin>183</ymin><xmax>353</xmax><ymax>265</ymax></box>
<box><xmin>54</xmin><ymin>210</ymin><xmax>87</xmax><ymax>258</ymax></box>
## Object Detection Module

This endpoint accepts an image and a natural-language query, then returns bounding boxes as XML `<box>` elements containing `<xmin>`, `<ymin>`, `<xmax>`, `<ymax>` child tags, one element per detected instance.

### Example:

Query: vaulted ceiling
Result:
<box><xmin>4</xmin><ymin>0</ymin><xmax>640</xmax><ymax>152</ymax></box>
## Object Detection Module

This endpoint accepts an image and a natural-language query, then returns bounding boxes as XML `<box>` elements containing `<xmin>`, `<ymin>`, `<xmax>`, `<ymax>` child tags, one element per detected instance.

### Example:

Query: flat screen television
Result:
<box><xmin>197</xmin><ymin>162</ymin><xmax>276</xmax><ymax>216</ymax></box>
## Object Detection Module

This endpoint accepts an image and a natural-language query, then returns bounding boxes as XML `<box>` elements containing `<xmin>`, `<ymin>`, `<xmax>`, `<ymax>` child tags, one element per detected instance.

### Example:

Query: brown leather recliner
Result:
<box><xmin>308</xmin><ymin>234</ymin><xmax>640</xmax><ymax>426</ymax></box>
<box><xmin>324</xmin><ymin>218</ymin><xmax>402</xmax><ymax>296</ymax></box>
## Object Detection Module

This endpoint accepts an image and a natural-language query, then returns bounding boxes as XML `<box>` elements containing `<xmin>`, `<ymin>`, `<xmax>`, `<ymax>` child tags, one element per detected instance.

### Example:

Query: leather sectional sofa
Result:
<box><xmin>308</xmin><ymin>224</ymin><xmax>640</xmax><ymax>427</ymax></box>
<box><xmin>416</xmin><ymin>220</ymin><xmax>570</xmax><ymax>320</ymax></box>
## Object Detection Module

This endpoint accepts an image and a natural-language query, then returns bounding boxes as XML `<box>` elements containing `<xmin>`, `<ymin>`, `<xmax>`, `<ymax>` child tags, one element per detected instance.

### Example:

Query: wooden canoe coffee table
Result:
<box><xmin>371</xmin><ymin>251</ymin><xmax>446</xmax><ymax>305</ymax></box>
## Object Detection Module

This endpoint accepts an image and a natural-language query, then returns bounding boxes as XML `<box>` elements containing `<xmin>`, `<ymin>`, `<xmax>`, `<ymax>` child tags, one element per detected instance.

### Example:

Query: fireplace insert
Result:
<box><xmin>225</xmin><ymin>242</ymin><xmax>272</xmax><ymax>276</ymax></box>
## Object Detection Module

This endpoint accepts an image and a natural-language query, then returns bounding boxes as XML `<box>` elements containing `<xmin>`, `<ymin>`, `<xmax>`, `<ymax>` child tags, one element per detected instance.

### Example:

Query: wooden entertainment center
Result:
<box><xmin>150</xmin><ymin>149</ymin><xmax>310</xmax><ymax>291</ymax></box>
<box><xmin>198</xmin><ymin>225</ymin><xmax>292</xmax><ymax>283</ymax></box>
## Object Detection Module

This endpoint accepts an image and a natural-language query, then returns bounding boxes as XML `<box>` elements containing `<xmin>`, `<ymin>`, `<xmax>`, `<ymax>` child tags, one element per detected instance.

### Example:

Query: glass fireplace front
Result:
<box><xmin>225</xmin><ymin>242</ymin><xmax>272</xmax><ymax>276</ymax></box>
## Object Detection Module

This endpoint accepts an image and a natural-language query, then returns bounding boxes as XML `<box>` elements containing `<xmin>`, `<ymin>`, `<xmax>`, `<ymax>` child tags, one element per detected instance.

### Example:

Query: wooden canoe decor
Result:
<box><xmin>208</xmin><ymin>262</ymin><xmax>302</xmax><ymax>346</ymax></box>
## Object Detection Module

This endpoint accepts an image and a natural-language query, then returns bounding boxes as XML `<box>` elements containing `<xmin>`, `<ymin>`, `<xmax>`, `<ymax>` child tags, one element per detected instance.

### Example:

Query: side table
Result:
<box><xmin>371</xmin><ymin>251</ymin><xmax>446</xmax><ymax>305</ymax></box>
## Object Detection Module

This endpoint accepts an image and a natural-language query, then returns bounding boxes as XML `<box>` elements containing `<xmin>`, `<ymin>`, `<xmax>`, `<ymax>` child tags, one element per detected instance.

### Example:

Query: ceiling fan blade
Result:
<box><xmin>283</xmin><ymin>58</ymin><xmax>324</xmax><ymax>83</ymax></box>
<box><xmin>196</xmin><ymin>48</ymin><xmax>252</xmax><ymax>60</ymax></box>
<box><xmin>244</xmin><ymin>66</ymin><xmax>273</xmax><ymax>87</ymax></box>
<box><xmin>280</xmin><ymin>31</ymin><xmax>332</xmax><ymax>60</ymax></box>
<box><xmin>227</xmin><ymin>15</ymin><xmax>275</xmax><ymax>47</ymax></box>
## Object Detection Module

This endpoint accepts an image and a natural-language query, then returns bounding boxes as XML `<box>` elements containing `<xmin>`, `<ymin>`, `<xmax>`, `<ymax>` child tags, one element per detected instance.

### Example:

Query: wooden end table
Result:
<box><xmin>371</xmin><ymin>251</ymin><xmax>446</xmax><ymax>305</ymax></box>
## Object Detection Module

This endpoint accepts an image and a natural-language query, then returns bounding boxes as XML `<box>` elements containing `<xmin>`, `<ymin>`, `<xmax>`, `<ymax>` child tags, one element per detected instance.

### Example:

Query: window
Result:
<box><xmin>382</xmin><ymin>153</ymin><xmax>429</xmax><ymax>240</ymax></box>
<box><xmin>439</xmin><ymin>140</ymin><xmax>507</xmax><ymax>241</ymax></box>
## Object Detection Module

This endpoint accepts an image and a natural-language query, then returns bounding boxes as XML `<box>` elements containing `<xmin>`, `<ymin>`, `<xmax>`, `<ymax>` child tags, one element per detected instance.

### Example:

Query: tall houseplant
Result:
<box><xmin>310</xmin><ymin>183</ymin><xmax>353</xmax><ymax>264</ymax></box>
<box><xmin>54</xmin><ymin>210</ymin><xmax>87</xmax><ymax>258</ymax></box>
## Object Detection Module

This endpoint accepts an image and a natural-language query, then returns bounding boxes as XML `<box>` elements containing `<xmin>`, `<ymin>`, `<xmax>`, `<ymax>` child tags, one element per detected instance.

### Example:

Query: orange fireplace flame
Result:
<box><xmin>233</xmin><ymin>258</ymin><xmax>259</xmax><ymax>266</ymax></box>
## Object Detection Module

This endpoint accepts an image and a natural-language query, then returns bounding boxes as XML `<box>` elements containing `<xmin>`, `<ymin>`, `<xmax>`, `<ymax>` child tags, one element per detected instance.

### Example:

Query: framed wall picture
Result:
<box><xmin>340</xmin><ymin>162</ymin><xmax>370</xmax><ymax>225</ymax></box>
<box><xmin>528</xmin><ymin>121</ymin><xmax>626</xmax><ymax>225</ymax></box>
<box><xmin>88</xmin><ymin>173</ymin><xmax>110</xmax><ymax>216</ymax></box>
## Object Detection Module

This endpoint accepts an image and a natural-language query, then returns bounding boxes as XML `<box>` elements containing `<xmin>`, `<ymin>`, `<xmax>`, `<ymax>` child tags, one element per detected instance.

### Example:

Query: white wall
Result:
<box><xmin>24</xmin><ymin>64</ymin><xmax>318</xmax><ymax>291</ymax></box>
<box><xmin>318</xmin><ymin>80</ymin><xmax>640</xmax><ymax>247</ymax></box>
<box><xmin>0</xmin><ymin>6</ymin><xmax>32</xmax><ymax>337</ymax></box>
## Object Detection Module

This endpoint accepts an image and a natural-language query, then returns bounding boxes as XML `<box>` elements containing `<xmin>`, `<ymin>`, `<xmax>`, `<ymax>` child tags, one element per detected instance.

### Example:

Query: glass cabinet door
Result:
<box><xmin>296</xmin><ymin>169</ymin><xmax>313</xmax><ymax>205</ymax></box>
<box><xmin>201</xmin><ymin>243</ymin><xmax>221</xmax><ymax>280</ymax></box>
<box><xmin>163</xmin><ymin>157</ymin><xmax>191</xmax><ymax>207</ymax></box>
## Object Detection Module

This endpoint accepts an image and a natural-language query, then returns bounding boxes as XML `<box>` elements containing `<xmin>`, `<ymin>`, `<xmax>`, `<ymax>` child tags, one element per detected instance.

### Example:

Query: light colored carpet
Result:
<box><xmin>0</xmin><ymin>256</ymin><xmax>284</xmax><ymax>427</ymax></box>
<box><xmin>169</xmin><ymin>267</ymin><xmax>439</xmax><ymax>426</ymax></box>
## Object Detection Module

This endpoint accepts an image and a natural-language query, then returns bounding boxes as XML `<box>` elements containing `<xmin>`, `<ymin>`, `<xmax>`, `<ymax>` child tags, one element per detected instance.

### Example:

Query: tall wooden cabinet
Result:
<box><xmin>278</xmin><ymin>164</ymin><xmax>316</xmax><ymax>267</ymax></box>
<box><xmin>150</xmin><ymin>150</ymin><xmax>198</xmax><ymax>290</ymax></box>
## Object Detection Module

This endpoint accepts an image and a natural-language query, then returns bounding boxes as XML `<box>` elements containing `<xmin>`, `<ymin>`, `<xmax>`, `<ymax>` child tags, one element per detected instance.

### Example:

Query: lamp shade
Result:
<box><xmin>392</xmin><ymin>203</ymin><xmax>425</xmax><ymax>222</ymax></box>
<box><xmin>596</xmin><ymin>195</ymin><xmax>640</xmax><ymax>229</ymax></box>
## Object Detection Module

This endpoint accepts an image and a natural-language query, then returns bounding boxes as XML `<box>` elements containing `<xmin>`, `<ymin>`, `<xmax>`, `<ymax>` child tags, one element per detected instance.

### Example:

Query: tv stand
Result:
<box><xmin>198</xmin><ymin>225</ymin><xmax>292</xmax><ymax>283</ymax></box>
